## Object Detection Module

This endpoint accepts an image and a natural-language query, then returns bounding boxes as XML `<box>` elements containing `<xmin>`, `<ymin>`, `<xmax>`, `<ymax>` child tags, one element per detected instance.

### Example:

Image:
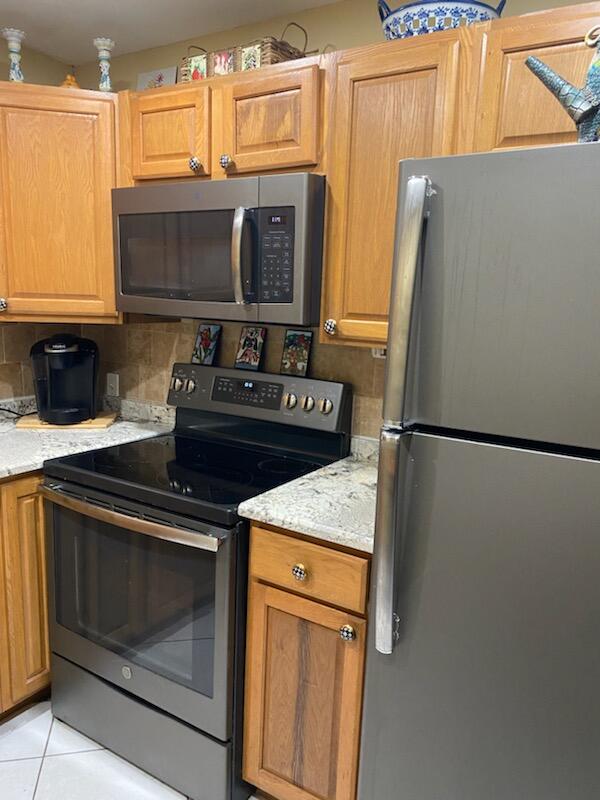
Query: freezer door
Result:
<box><xmin>360</xmin><ymin>432</ymin><xmax>600</xmax><ymax>800</ymax></box>
<box><xmin>395</xmin><ymin>143</ymin><xmax>600</xmax><ymax>449</ymax></box>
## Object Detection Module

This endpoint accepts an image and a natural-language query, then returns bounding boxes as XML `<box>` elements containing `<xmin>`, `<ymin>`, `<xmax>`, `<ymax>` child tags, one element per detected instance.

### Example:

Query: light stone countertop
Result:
<box><xmin>238</xmin><ymin>455</ymin><xmax>378</xmax><ymax>554</ymax></box>
<box><xmin>0</xmin><ymin>403</ymin><xmax>170</xmax><ymax>480</ymax></box>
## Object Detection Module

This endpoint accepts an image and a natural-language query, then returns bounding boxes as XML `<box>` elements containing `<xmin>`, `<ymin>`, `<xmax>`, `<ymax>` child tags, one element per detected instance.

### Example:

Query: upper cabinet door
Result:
<box><xmin>130</xmin><ymin>85</ymin><xmax>211</xmax><ymax>179</ymax></box>
<box><xmin>474</xmin><ymin>5</ymin><xmax>600</xmax><ymax>151</ymax></box>
<box><xmin>322</xmin><ymin>36</ymin><xmax>460</xmax><ymax>346</ymax></box>
<box><xmin>216</xmin><ymin>65</ymin><xmax>319</xmax><ymax>175</ymax></box>
<box><xmin>0</xmin><ymin>85</ymin><xmax>118</xmax><ymax>322</ymax></box>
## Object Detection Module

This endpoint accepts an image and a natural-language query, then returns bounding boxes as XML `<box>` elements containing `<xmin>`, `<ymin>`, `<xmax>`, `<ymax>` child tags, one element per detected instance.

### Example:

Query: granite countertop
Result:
<box><xmin>238</xmin><ymin>456</ymin><xmax>378</xmax><ymax>554</ymax></box>
<box><xmin>0</xmin><ymin>408</ymin><xmax>170</xmax><ymax>479</ymax></box>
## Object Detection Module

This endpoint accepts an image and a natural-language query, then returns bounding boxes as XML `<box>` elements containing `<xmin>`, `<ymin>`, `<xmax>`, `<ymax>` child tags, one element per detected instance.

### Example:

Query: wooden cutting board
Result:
<box><xmin>16</xmin><ymin>411</ymin><xmax>118</xmax><ymax>430</ymax></box>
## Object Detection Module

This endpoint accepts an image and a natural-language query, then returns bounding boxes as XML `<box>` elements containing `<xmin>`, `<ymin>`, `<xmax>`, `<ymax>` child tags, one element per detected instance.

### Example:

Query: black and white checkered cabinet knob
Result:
<box><xmin>323</xmin><ymin>319</ymin><xmax>337</xmax><ymax>336</ymax></box>
<box><xmin>291</xmin><ymin>563</ymin><xmax>308</xmax><ymax>582</ymax></box>
<box><xmin>188</xmin><ymin>156</ymin><xmax>202</xmax><ymax>173</ymax></box>
<box><xmin>0</xmin><ymin>298</ymin><xmax>7</xmax><ymax>312</ymax></box>
<box><xmin>339</xmin><ymin>624</ymin><xmax>356</xmax><ymax>642</ymax></box>
<box><xmin>220</xmin><ymin>154</ymin><xmax>233</xmax><ymax>170</ymax></box>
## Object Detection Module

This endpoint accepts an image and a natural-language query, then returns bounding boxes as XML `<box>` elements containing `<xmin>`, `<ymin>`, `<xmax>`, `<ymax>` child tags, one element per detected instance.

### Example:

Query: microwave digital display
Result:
<box><xmin>269</xmin><ymin>215</ymin><xmax>287</xmax><ymax>225</ymax></box>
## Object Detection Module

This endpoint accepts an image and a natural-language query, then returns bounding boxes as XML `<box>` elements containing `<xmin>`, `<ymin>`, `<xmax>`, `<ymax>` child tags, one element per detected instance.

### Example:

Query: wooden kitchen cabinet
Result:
<box><xmin>0</xmin><ymin>474</ymin><xmax>50</xmax><ymax>714</ymax></box>
<box><xmin>0</xmin><ymin>83</ymin><xmax>118</xmax><ymax>323</ymax></box>
<box><xmin>121</xmin><ymin>61</ymin><xmax>321</xmax><ymax>182</ymax></box>
<box><xmin>474</xmin><ymin>3</ymin><xmax>600</xmax><ymax>152</ymax></box>
<box><xmin>129</xmin><ymin>84</ymin><xmax>211</xmax><ymax>179</ymax></box>
<box><xmin>214</xmin><ymin>64</ymin><xmax>320</xmax><ymax>176</ymax></box>
<box><xmin>244</xmin><ymin>524</ymin><xmax>369</xmax><ymax>800</ymax></box>
<box><xmin>320</xmin><ymin>33</ymin><xmax>463</xmax><ymax>346</ymax></box>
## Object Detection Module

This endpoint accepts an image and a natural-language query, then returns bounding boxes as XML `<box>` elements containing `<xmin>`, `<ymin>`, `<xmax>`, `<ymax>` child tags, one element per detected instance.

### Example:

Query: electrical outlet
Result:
<box><xmin>371</xmin><ymin>347</ymin><xmax>387</xmax><ymax>359</ymax></box>
<box><xmin>106</xmin><ymin>372</ymin><xmax>120</xmax><ymax>396</ymax></box>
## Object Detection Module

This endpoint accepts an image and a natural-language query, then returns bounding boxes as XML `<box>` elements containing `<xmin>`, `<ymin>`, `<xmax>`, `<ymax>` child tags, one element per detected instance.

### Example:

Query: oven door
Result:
<box><xmin>113</xmin><ymin>178</ymin><xmax>259</xmax><ymax>321</ymax></box>
<box><xmin>43</xmin><ymin>483</ymin><xmax>237</xmax><ymax>742</ymax></box>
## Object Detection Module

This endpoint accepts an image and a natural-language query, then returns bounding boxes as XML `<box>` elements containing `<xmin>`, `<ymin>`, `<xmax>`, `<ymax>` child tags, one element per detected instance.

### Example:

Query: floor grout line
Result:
<box><xmin>31</xmin><ymin>715</ymin><xmax>53</xmax><ymax>800</ymax></box>
<box><xmin>0</xmin><ymin>754</ymin><xmax>47</xmax><ymax>764</ymax></box>
<box><xmin>43</xmin><ymin>747</ymin><xmax>105</xmax><ymax>759</ymax></box>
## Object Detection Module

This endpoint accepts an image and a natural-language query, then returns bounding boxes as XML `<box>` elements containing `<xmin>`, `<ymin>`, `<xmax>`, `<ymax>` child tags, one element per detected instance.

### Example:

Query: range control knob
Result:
<box><xmin>283</xmin><ymin>392</ymin><xmax>297</xmax><ymax>409</ymax></box>
<box><xmin>318</xmin><ymin>397</ymin><xmax>334</xmax><ymax>415</ymax></box>
<box><xmin>301</xmin><ymin>395</ymin><xmax>315</xmax><ymax>412</ymax></box>
<box><xmin>185</xmin><ymin>378</ymin><xmax>196</xmax><ymax>393</ymax></box>
<box><xmin>173</xmin><ymin>377</ymin><xmax>184</xmax><ymax>392</ymax></box>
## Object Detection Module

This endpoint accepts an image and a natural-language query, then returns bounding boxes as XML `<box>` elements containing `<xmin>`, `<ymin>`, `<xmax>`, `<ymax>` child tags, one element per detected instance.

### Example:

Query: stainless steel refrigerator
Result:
<box><xmin>359</xmin><ymin>143</ymin><xmax>600</xmax><ymax>800</ymax></box>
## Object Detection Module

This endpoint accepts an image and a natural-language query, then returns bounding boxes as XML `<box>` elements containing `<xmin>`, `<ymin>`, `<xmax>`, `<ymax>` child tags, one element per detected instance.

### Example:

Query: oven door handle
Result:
<box><xmin>40</xmin><ymin>485</ymin><xmax>223</xmax><ymax>553</ymax></box>
<box><xmin>231</xmin><ymin>206</ymin><xmax>249</xmax><ymax>305</ymax></box>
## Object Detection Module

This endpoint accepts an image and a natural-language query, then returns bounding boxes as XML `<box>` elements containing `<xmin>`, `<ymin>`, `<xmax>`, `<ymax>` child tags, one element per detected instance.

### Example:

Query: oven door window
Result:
<box><xmin>53</xmin><ymin>507</ymin><xmax>216</xmax><ymax>698</ymax></box>
<box><xmin>119</xmin><ymin>209</ymin><xmax>241</xmax><ymax>302</ymax></box>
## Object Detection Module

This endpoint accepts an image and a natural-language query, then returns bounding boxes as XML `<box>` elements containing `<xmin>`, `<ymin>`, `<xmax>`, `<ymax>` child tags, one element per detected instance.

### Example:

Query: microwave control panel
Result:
<box><xmin>258</xmin><ymin>207</ymin><xmax>294</xmax><ymax>304</ymax></box>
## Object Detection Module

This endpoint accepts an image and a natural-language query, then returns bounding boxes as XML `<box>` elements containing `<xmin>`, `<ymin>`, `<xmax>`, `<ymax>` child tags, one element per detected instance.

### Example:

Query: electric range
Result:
<box><xmin>42</xmin><ymin>364</ymin><xmax>352</xmax><ymax>800</ymax></box>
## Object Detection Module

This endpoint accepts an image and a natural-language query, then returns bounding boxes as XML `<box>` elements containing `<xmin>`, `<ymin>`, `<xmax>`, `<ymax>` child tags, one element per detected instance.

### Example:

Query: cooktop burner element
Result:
<box><xmin>44</xmin><ymin>365</ymin><xmax>352</xmax><ymax>528</ymax></box>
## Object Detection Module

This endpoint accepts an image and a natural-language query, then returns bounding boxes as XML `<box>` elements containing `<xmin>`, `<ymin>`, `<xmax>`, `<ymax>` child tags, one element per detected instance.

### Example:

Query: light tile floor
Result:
<box><xmin>0</xmin><ymin>701</ymin><xmax>260</xmax><ymax>800</ymax></box>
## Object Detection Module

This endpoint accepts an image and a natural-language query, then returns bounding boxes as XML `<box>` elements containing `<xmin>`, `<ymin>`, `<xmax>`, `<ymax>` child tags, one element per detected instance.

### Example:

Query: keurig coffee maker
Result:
<box><xmin>30</xmin><ymin>334</ymin><xmax>98</xmax><ymax>425</ymax></box>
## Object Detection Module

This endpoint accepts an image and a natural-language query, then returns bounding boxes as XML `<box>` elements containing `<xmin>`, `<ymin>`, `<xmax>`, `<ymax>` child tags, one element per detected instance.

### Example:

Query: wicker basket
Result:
<box><xmin>178</xmin><ymin>23</ymin><xmax>309</xmax><ymax>82</ymax></box>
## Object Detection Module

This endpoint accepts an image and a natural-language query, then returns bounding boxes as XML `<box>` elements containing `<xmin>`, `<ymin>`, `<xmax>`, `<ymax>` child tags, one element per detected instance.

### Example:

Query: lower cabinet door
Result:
<box><xmin>0</xmin><ymin>475</ymin><xmax>50</xmax><ymax>712</ymax></box>
<box><xmin>244</xmin><ymin>581</ymin><xmax>366</xmax><ymax>800</ymax></box>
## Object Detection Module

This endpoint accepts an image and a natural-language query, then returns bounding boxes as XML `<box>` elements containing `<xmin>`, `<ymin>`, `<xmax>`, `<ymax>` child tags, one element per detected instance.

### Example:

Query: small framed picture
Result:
<box><xmin>280</xmin><ymin>329</ymin><xmax>313</xmax><ymax>377</ymax></box>
<box><xmin>192</xmin><ymin>323</ymin><xmax>221</xmax><ymax>366</ymax></box>
<box><xmin>235</xmin><ymin>326</ymin><xmax>267</xmax><ymax>371</ymax></box>
<box><xmin>212</xmin><ymin>48</ymin><xmax>236</xmax><ymax>76</ymax></box>
<box><xmin>187</xmin><ymin>54</ymin><xmax>207</xmax><ymax>81</ymax></box>
<box><xmin>136</xmin><ymin>66</ymin><xmax>177</xmax><ymax>90</ymax></box>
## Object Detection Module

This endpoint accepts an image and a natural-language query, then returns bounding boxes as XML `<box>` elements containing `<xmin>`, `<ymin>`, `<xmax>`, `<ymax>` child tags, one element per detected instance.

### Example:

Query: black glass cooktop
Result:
<box><xmin>44</xmin><ymin>433</ymin><xmax>329</xmax><ymax>527</ymax></box>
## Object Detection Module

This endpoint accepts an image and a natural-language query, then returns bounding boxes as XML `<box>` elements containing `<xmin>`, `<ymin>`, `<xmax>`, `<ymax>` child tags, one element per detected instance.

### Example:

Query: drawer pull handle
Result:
<box><xmin>291</xmin><ymin>563</ymin><xmax>308</xmax><ymax>581</ymax></box>
<box><xmin>339</xmin><ymin>624</ymin><xmax>356</xmax><ymax>642</ymax></box>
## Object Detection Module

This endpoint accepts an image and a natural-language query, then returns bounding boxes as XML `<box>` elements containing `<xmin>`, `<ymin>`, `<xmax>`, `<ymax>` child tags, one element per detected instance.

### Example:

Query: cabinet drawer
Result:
<box><xmin>250</xmin><ymin>525</ymin><xmax>369</xmax><ymax>615</ymax></box>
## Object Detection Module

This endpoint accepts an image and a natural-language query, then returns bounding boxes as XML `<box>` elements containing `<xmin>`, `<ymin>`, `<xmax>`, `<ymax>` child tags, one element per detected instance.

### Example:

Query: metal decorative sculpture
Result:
<box><xmin>526</xmin><ymin>25</ymin><xmax>600</xmax><ymax>143</ymax></box>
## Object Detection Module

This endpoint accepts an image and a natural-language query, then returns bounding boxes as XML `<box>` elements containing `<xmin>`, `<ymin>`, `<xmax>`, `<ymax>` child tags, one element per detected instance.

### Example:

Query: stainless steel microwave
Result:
<box><xmin>112</xmin><ymin>173</ymin><xmax>324</xmax><ymax>324</ymax></box>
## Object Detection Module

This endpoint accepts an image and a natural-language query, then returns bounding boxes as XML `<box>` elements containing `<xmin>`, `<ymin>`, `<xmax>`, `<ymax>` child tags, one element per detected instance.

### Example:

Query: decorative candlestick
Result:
<box><xmin>93</xmin><ymin>37</ymin><xmax>115</xmax><ymax>91</ymax></box>
<box><xmin>2</xmin><ymin>28</ymin><xmax>25</xmax><ymax>82</ymax></box>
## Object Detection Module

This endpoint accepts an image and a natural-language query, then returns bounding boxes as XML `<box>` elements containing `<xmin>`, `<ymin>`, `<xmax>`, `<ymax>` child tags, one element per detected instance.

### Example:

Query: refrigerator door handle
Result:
<box><xmin>374</xmin><ymin>428</ymin><xmax>408</xmax><ymax>655</ymax></box>
<box><xmin>383</xmin><ymin>175</ymin><xmax>433</xmax><ymax>427</ymax></box>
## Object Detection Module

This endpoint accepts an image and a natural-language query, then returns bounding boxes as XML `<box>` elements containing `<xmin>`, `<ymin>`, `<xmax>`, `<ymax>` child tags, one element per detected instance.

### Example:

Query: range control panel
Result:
<box><xmin>258</xmin><ymin>207</ymin><xmax>294</xmax><ymax>304</ymax></box>
<box><xmin>212</xmin><ymin>376</ymin><xmax>283</xmax><ymax>410</ymax></box>
<box><xmin>168</xmin><ymin>364</ymin><xmax>352</xmax><ymax>434</ymax></box>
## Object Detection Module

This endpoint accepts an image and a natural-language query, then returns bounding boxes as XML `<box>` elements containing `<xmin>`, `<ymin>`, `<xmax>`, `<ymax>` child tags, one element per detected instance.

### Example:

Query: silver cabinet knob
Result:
<box><xmin>0</xmin><ymin>298</ymin><xmax>7</xmax><ymax>312</ymax></box>
<box><xmin>220</xmin><ymin>154</ymin><xmax>233</xmax><ymax>170</ymax></box>
<box><xmin>283</xmin><ymin>392</ymin><xmax>297</xmax><ymax>409</ymax></box>
<box><xmin>323</xmin><ymin>319</ymin><xmax>337</xmax><ymax>336</ymax></box>
<box><xmin>318</xmin><ymin>397</ymin><xmax>333</xmax><ymax>415</ymax></box>
<box><xmin>339</xmin><ymin>624</ymin><xmax>356</xmax><ymax>642</ymax></box>
<box><xmin>292</xmin><ymin>563</ymin><xmax>308</xmax><ymax>581</ymax></box>
<box><xmin>300</xmin><ymin>395</ymin><xmax>315</xmax><ymax>412</ymax></box>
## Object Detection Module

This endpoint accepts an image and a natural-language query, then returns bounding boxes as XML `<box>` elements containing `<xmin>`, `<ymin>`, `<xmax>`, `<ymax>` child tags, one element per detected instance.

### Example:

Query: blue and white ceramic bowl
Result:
<box><xmin>378</xmin><ymin>0</ymin><xmax>506</xmax><ymax>39</ymax></box>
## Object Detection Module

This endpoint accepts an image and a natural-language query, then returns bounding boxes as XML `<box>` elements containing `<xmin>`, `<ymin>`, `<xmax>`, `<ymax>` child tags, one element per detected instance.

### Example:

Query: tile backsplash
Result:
<box><xmin>0</xmin><ymin>323</ymin><xmax>81</xmax><ymax>400</ymax></box>
<box><xmin>1</xmin><ymin>319</ymin><xmax>384</xmax><ymax>438</ymax></box>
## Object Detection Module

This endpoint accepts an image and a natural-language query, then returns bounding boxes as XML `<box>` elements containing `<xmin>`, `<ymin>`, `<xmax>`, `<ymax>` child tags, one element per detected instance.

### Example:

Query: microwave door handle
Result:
<box><xmin>231</xmin><ymin>206</ymin><xmax>249</xmax><ymax>304</ymax></box>
<box><xmin>383</xmin><ymin>175</ymin><xmax>433</xmax><ymax>427</ymax></box>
